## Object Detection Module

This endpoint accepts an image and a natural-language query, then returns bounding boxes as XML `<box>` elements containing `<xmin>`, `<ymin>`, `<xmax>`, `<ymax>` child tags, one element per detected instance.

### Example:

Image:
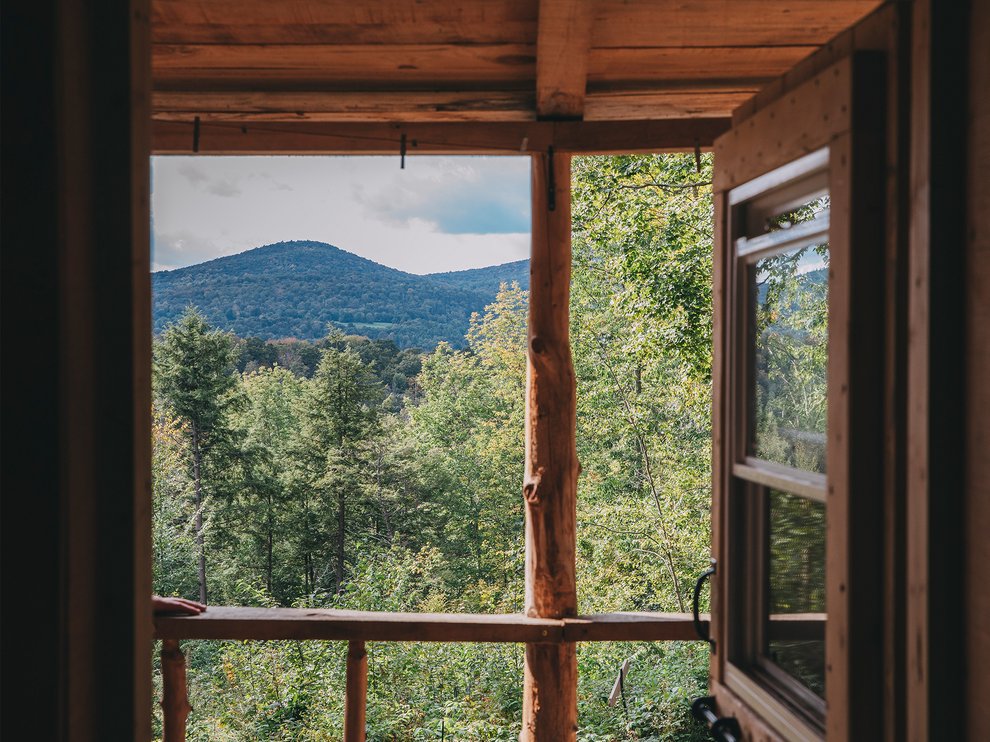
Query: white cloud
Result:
<box><xmin>151</xmin><ymin>156</ymin><xmax>531</xmax><ymax>273</ymax></box>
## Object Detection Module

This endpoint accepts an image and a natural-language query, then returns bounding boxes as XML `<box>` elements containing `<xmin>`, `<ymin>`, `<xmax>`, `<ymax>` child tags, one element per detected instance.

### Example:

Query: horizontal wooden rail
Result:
<box><xmin>156</xmin><ymin>608</ymin><xmax>825</xmax><ymax>739</ymax></box>
<box><xmin>154</xmin><ymin>606</ymin><xmax>704</xmax><ymax>643</ymax></box>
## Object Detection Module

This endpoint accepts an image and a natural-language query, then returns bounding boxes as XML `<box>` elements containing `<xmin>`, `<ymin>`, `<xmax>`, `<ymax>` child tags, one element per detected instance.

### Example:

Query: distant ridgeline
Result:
<box><xmin>152</xmin><ymin>241</ymin><xmax>529</xmax><ymax>349</ymax></box>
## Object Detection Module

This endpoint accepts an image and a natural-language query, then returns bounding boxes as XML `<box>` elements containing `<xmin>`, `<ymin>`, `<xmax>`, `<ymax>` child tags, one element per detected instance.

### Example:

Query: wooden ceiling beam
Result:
<box><xmin>535</xmin><ymin>0</ymin><xmax>593</xmax><ymax>119</ymax></box>
<box><xmin>152</xmin><ymin>43</ymin><xmax>536</xmax><ymax>85</ymax></box>
<box><xmin>152</xmin><ymin>90</ymin><xmax>537</xmax><ymax>122</ymax></box>
<box><xmin>152</xmin><ymin>118</ymin><xmax>731</xmax><ymax>155</ymax></box>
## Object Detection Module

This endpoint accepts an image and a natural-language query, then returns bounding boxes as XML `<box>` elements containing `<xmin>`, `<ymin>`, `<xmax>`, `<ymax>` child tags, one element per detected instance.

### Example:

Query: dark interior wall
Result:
<box><xmin>2</xmin><ymin>2</ymin><xmax>64</xmax><ymax>738</ymax></box>
<box><xmin>1</xmin><ymin>1</ymin><xmax>152</xmax><ymax>739</ymax></box>
<box><xmin>910</xmin><ymin>0</ymin><xmax>971</xmax><ymax>738</ymax></box>
<box><xmin>965</xmin><ymin>0</ymin><xmax>990</xmax><ymax>737</ymax></box>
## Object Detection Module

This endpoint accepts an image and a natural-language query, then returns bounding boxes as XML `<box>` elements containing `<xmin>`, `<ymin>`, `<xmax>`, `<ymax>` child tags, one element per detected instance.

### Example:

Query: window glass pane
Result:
<box><xmin>751</xmin><ymin>239</ymin><xmax>829</xmax><ymax>473</ymax></box>
<box><xmin>766</xmin><ymin>488</ymin><xmax>826</xmax><ymax>697</ymax></box>
<box><xmin>764</xmin><ymin>194</ymin><xmax>829</xmax><ymax>233</ymax></box>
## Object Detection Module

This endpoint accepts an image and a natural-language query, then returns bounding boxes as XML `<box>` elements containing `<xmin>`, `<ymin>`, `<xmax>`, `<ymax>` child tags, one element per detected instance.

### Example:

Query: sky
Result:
<box><xmin>151</xmin><ymin>156</ymin><xmax>531</xmax><ymax>274</ymax></box>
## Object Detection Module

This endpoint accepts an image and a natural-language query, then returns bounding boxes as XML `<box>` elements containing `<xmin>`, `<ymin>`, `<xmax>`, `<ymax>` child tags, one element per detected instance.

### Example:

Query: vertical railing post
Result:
<box><xmin>161</xmin><ymin>639</ymin><xmax>191</xmax><ymax>742</ymax></box>
<box><xmin>344</xmin><ymin>640</ymin><xmax>368</xmax><ymax>742</ymax></box>
<box><xmin>521</xmin><ymin>150</ymin><xmax>579</xmax><ymax>741</ymax></box>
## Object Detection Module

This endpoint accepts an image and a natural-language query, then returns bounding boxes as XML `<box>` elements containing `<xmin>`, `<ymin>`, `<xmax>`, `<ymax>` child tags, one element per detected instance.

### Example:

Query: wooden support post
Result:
<box><xmin>343</xmin><ymin>640</ymin><xmax>368</xmax><ymax>742</ymax></box>
<box><xmin>521</xmin><ymin>151</ymin><xmax>579</xmax><ymax>741</ymax></box>
<box><xmin>160</xmin><ymin>639</ymin><xmax>191</xmax><ymax>742</ymax></box>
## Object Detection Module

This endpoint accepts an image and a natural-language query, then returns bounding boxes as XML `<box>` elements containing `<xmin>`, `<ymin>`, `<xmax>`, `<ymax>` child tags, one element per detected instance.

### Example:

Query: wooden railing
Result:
<box><xmin>155</xmin><ymin>608</ymin><xmax>828</xmax><ymax>740</ymax></box>
<box><xmin>154</xmin><ymin>607</ymin><xmax>704</xmax><ymax>741</ymax></box>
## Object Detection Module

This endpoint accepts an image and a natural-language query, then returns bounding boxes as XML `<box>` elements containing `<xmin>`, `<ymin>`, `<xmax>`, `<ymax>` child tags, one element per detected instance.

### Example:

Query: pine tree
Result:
<box><xmin>237</xmin><ymin>365</ymin><xmax>304</xmax><ymax>601</ymax></box>
<box><xmin>154</xmin><ymin>307</ymin><xmax>240</xmax><ymax>603</ymax></box>
<box><xmin>292</xmin><ymin>333</ymin><xmax>383</xmax><ymax>594</ymax></box>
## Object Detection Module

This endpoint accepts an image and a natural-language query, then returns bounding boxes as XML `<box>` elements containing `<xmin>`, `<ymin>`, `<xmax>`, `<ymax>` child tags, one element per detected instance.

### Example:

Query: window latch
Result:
<box><xmin>692</xmin><ymin>558</ymin><xmax>716</xmax><ymax>652</ymax></box>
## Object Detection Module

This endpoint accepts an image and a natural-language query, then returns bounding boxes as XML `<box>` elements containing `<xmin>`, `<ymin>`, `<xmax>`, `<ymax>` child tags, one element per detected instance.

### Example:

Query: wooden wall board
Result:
<box><xmin>732</xmin><ymin>3</ymin><xmax>896</xmax><ymax>125</ymax></box>
<box><xmin>824</xmin><ymin>55</ymin><xmax>887</xmax><ymax>741</ymax></box>
<box><xmin>709</xmin><ymin>681</ymin><xmax>785</xmax><ymax>742</ymax></box>
<box><xmin>906</xmin><ymin>2</ymin><xmax>971</xmax><ymax>739</ymax></box>
<box><xmin>713</xmin><ymin>58</ymin><xmax>854</xmax><ymax>190</ymax></box>
<box><xmin>0</xmin><ymin>1</ymin><xmax>154</xmax><ymax>739</ymax></box>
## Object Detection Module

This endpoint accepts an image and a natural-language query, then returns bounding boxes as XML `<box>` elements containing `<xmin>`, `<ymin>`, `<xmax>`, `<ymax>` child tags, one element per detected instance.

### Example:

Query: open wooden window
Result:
<box><xmin>710</xmin><ymin>53</ymin><xmax>887</xmax><ymax>740</ymax></box>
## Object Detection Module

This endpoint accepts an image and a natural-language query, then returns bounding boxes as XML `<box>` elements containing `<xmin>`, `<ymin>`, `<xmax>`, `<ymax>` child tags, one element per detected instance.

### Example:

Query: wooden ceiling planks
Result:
<box><xmin>590</xmin><ymin>0</ymin><xmax>881</xmax><ymax>47</ymax></box>
<box><xmin>152</xmin><ymin>90</ymin><xmax>538</xmax><ymax>122</ymax></box>
<box><xmin>152</xmin><ymin>0</ymin><xmax>538</xmax><ymax>44</ymax></box>
<box><xmin>153</xmin><ymin>43</ymin><xmax>537</xmax><ymax>87</ymax></box>
<box><xmin>584</xmin><ymin>90</ymin><xmax>759</xmax><ymax>121</ymax></box>
<box><xmin>587</xmin><ymin>45</ymin><xmax>819</xmax><ymax>85</ymax></box>
<box><xmin>149</xmin><ymin>0</ymin><xmax>884</xmax><ymax>148</ymax></box>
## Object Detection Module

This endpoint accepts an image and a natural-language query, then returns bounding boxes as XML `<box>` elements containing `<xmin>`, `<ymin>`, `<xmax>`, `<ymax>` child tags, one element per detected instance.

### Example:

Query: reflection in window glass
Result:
<box><xmin>766</xmin><ymin>489</ymin><xmax>826</xmax><ymax>697</ymax></box>
<box><xmin>751</xmin><ymin>241</ymin><xmax>829</xmax><ymax>473</ymax></box>
<box><xmin>765</xmin><ymin>194</ymin><xmax>830</xmax><ymax>233</ymax></box>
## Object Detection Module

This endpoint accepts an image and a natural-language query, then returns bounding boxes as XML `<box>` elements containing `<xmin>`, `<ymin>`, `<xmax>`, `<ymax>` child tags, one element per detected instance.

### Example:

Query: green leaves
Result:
<box><xmin>154</xmin><ymin>154</ymin><xmax>718</xmax><ymax>740</ymax></box>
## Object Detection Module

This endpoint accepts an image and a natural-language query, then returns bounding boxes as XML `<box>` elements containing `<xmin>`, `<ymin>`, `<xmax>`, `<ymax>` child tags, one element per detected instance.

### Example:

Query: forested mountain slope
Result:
<box><xmin>152</xmin><ymin>240</ymin><xmax>529</xmax><ymax>348</ymax></box>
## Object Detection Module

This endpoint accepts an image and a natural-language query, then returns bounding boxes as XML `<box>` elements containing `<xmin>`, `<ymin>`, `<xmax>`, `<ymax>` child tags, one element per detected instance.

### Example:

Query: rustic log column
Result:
<box><xmin>521</xmin><ymin>150</ymin><xmax>579</xmax><ymax>741</ymax></box>
<box><xmin>161</xmin><ymin>639</ymin><xmax>191</xmax><ymax>742</ymax></box>
<box><xmin>343</xmin><ymin>640</ymin><xmax>368</xmax><ymax>742</ymax></box>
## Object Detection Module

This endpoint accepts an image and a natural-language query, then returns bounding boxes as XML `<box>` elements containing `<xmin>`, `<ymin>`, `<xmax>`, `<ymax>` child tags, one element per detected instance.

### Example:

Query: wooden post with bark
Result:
<box><xmin>343</xmin><ymin>640</ymin><xmax>368</xmax><ymax>742</ymax></box>
<box><xmin>161</xmin><ymin>639</ymin><xmax>191</xmax><ymax>742</ymax></box>
<box><xmin>521</xmin><ymin>150</ymin><xmax>579</xmax><ymax>741</ymax></box>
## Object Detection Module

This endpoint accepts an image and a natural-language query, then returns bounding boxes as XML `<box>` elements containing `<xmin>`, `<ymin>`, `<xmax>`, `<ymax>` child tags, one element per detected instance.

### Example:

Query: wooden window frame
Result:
<box><xmin>711</xmin><ymin>53</ymin><xmax>887</xmax><ymax>741</ymax></box>
<box><xmin>727</xmin><ymin>151</ymin><xmax>831</xmax><ymax>737</ymax></box>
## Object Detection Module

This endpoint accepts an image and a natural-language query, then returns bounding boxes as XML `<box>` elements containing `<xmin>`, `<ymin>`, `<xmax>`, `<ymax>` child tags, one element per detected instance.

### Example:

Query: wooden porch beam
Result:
<box><xmin>153</xmin><ymin>90</ymin><xmax>537</xmax><ymax>123</ymax></box>
<box><xmin>521</xmin><ymin>151</ymin><xmax>578</xmax><ymax>741</ymax></box>
<box><xmin>152</xmin><ymin>118</ymin><xmax>730</xmax><ymax>155</ymax></box>
<box><xmin>535</xmin><ymin>0</ymin><xmax>593</xmax><ymax>118</ymax></box>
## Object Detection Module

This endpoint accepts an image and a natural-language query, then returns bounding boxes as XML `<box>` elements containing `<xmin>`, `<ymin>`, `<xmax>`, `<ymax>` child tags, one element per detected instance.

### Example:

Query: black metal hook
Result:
<box><xmin>693</xmin><ymin>558</ymin><xmax>716</xmax><ymax>652</ymax></box>
<box><xmin>691</xmin><ymin>696</ymin><xmax>741</xmax><ymax>742</ymax></box>
<box><xmin>546</xmin><ymin>146</ymin><xmax>556</xmax><ymax>211</ymax></box>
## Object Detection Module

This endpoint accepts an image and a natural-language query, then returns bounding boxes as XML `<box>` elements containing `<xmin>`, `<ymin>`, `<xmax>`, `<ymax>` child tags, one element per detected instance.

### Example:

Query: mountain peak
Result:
<box><xmin>153</xmin><ymin>241</ymin><xmax>529</xmax><ymax>348</ymax></box>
